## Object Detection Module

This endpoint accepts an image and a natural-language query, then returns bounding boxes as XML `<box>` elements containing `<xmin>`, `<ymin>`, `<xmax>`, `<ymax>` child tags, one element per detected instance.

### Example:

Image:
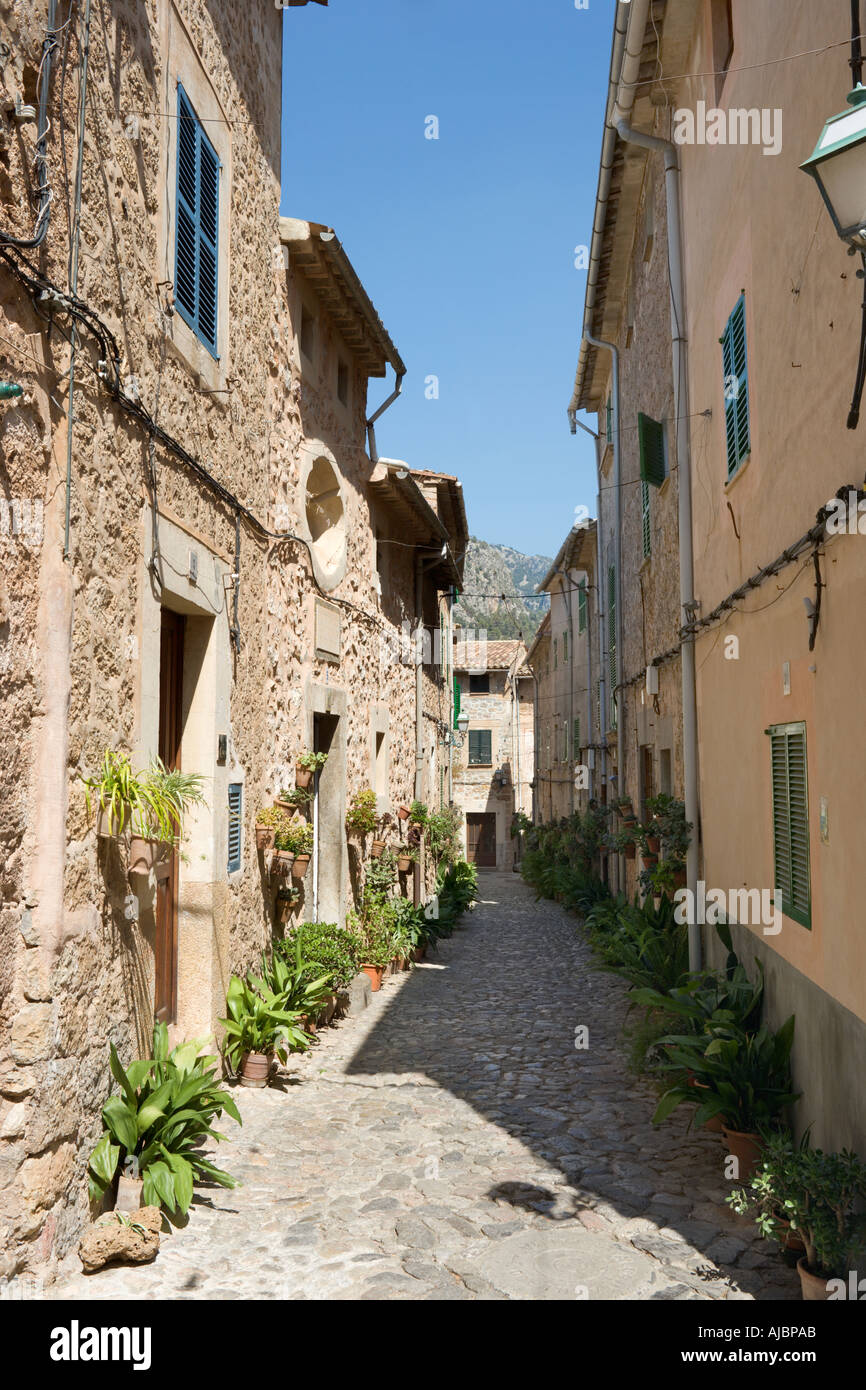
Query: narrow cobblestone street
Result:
<box><xmin>47</xmin><ymin>874</ymin><xmax>800</xmax><ymax>1301</ymax></box>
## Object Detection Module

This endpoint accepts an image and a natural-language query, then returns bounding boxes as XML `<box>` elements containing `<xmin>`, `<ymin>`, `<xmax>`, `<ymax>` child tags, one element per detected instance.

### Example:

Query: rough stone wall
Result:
<box><xmin>0</xmin><ymin>0</ymin><xmax>283</xmax><ymax>1278</ymax></box>
<box><xmin>595</xmin><ymin>144</ymin><xmax>684</xmax><ymax>892</ymax></box>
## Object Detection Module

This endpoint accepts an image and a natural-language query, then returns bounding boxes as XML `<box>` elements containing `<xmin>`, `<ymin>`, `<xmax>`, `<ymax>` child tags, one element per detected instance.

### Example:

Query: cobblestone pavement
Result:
<box><xmin>47</xmin><ymin>873</ymin><xmax>800</xmax><ymax>1300</ymax></box>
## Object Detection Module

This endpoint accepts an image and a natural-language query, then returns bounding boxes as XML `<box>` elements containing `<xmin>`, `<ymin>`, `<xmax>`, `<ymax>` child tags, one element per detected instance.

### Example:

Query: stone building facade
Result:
<box><xmin>0</xmin><ymin>1</ymin><xmax>466</xmax><ymax>1279</ymax></box>
<box><xmin>531</xmin><ymin>522</ymin><xmax>598</xmax><ymax>824</ymax></box>
<box><xmin>451</xmin><ymin>639</ymin><xmax>533</xmax><ymax>870</ymax></box>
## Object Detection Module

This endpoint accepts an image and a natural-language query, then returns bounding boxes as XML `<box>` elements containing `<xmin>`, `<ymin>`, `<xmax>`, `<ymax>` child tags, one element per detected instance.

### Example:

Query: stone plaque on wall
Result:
<box><xmin>315</xmin><ymin>598</ymin><xmax>341</xmax><ymax>662</ymax></box>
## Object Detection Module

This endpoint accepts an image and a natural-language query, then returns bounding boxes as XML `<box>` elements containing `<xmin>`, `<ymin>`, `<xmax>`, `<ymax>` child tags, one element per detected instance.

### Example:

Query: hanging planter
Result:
<box><xmin>295</xmin><ymin>767</ymin><xmax>313</xmax><ymax>790</ymax></box>
<box><xmin>370</xmin><ymin>839</ymin><xmax>385</xmax><ymax>859</ymax></box>
<box><xmin>397</xmin><ymin>805</ymin><xmax>410</xmax><ymax>821</ymax></box>
<box><xmin>256</xmin><ymin>823</ymin><xmax>275</xmax><ymax>852</ymax></box>
<box><xmin>396</xmin><ymin>852</ymin><xmax>413</xmax><ymax>873</ymax></box>
<box><xmin>645</xmin><ymin>833</ymin><xmax>661</xmax><ymax>854</ymax></box>
<box><xmin>273</xmin><ymin>849</ymin><xmax>295</xmax><ymax>874</ymax></box>
<box><xmin>128</xmin><ymin>835</ymin><xmax>170</xmax><ymax>879</ymax></box>
<box><xmin>291</xmin><ymin>853</ymin><xmax>311</xmax><ymax>880</ymax></box>
<box><xmin>295</xmin><ymin>751</ymin><xmax>327</xmax><ymax>790</ymax></box>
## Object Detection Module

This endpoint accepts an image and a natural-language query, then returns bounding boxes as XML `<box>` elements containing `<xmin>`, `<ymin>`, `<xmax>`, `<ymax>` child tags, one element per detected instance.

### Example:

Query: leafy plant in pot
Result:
<box><xmin>396</xmin><ymin>845</ymin><xmax>418</xmax><ymax>874</ymax></box>
<box><xmin>346</xmin><ymin>788</ymin><xmax>378</xmax><ymax>838</ymax></box>
<box><xmin>86</xmin><ymin>1023</ymin><xmax>240</xmax><ymax>1216</ymax></box>
<box><xmin>256</xmin><ymin>804</ymin><xmax>292</xmax><ymax>852</ymax></box>
<box><xmin>127</xmin><ymin>760</ymin><xmax>206</xmax><ymax>880</ymax></box>
<box><xmin>80</xmin><ymin>750</ymin><xmax>142</xmax><ymax>838</ymax></box>
<box><xmin>653</xmin><ymin>1015</ymin><xmax>799</xmax><ymax>1180</ymax></box>
<box><xmin>284</xmin><ymin>818</ymin><xmax>314</xmax><ymax>879</ymax></box>
<box><xmin>220</xmin><ymin>970</ymin><xmax>310</xmax><ymax>1086</ymax></box>
<box><xmin>295</xmin><ymin>750</ymin><xmax>327</xmax><ymax>789</ymax></box>
<box><xmin>727</xmin><ymin>1131</ymin><xmax>866</xmax><ymax>1298</ymax></box>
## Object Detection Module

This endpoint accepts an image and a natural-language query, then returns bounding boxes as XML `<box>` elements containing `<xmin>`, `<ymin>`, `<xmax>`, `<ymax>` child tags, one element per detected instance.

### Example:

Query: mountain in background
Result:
<box><xmin>454</xmin><ymin>538</ymin><xmax>551</xmax><ymax>644</ymax></box>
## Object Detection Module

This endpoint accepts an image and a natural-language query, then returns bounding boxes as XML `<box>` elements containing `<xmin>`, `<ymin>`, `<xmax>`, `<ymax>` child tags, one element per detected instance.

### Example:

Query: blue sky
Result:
<box><xmin>280</xmin><ymin>0</ymin><xmax>612</xmax><ymax>559</ymax></box>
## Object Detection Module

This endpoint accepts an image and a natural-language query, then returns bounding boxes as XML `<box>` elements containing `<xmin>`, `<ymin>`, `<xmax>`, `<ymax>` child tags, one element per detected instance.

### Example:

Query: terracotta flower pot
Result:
<box><xmin>673</xmin><ymin>867</ymin><xmax>687</xmax><ymax>888</ymax></box>
<box><xmin>295</xmin><ymin>766</ymin><xmax>313</xmax><ymax>789</ymax></box>
<box><xmin>115</xmin><ymin>1173</ymin><xmax>144</xmax><ymax>1212</ymax></box>
<box><xmin>641</xmin><ymin>853</ymin><xmax>659</xmax><ymax>870</ymax></box>
<box><xmin>624</xmin><ymin>843</ymin><xmax>636</xmax><ymax>860</ymax></box>
<box><xmin>370</xmin><ymin>840</ymin><xmax>385</xmax><ymax>859</ymax></box>
<box><xmin>361</xmin><ymin>963</ymin><xmax>383</xmax><ymax>992</ymax></box>
<box><xmin>646</xmin><ymin>835</ymin><xmax>661</xmax><ymax>854</ymax></box>
<box><xmin>398</xmin><ymin>806</ymin><xmax>410</xmax><ymax>820</ymax></box>
<box><xmin>797</xmin><ymin>1257</ymin><xmax>831</xmax><ymax>1301</ymax></box>
<box><xmin>397</xmin><ymin>855</ymin><xmax>412</xmax><ymax>873</ymax></box>
<box><xmin>722</xmin><ymin>1126</ymin><xmax>763</xmax><ymax>1183</ymax></box>
<box><xmin>239</xmin><ymin>1052</ymin><xmax>271</xmax><ymax>1088</ymax></box>
<box><xmin>128</xmin><ymin>835</ymin><xmax>169</xmax><ymax>877</ymax></box>
<box><xmin>274</xmin><ymin>849</ymin><xmax>295</xmax><ymax>874</ymax></box>
<box><xmin>291</xmin><ymin>853</ymin><xmax>310</xmax><ymax>880</ymax></box>
<box><xmin>256</xmin><ymin>824</ymin><xmax>274</xmax><ymax>851</ymax></box>
<box><xmin>274</xmin><ymin>798</ymin><xmax>294</xmax><ymax>815</ymax></box>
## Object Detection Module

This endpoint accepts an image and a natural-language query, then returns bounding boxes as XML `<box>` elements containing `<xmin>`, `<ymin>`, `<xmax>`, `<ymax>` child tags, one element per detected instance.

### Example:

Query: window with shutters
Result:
<box><xmin>578</xmin><ymin>580</ymin><xmax>587</xmax><ymax>634</ymax></box>
<box><xmin>469</xmin><ymin>673</ymin><xmax>490</xmax><ymax>694</ymax></box>
<box><xmin>227</xmin><ymin>783</ymin><xmax>242</xmax><ymax>874</ymax></box>
<box><xmin>769</xmin><ymin>722</ymin><xmax>810</xmax><ymax>929</ymax></box>
<box><xmin>573</xmin><ymin>717</ymin><xmax>580</xmax><ymax>759</ymax></box>
<box><xmin>607</xmin><ymin>563</ymin><xmax>617</xmax><ymax>730</ymax></box>
<box><xmin>638</xmin><ymin>413</ymin><xmax>666</xmax><ymax>488</ymax></box>
<box><xmin>721</xmin><ymin>295</ymin><xmax>750</xmax><ymax>478</ymax></box>
<box><xmin>468</xmin><ymin>729</ymin><xmax>492</xmax><ymax>766</ymax></box>
<box><xmin>175</xmin><ymin>85</ymin><xmax>220</xmax><ymax>357</ymax></box>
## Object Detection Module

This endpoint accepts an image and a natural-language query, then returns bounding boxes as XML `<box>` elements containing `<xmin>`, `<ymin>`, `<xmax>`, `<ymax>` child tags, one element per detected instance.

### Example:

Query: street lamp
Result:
<box><xmin>456</xmin><ymin>712</ymin><xmax>469</xmax><ymax>736</ymax></box>
<box><xmin>801</xmin><ymin>85</ymin><xmax>866</xmax><ymax>247</ymax></box>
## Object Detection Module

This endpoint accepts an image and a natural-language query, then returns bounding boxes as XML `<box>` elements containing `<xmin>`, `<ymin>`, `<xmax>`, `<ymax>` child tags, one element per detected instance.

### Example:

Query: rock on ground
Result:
<box><xmin>78</xmin><ymin>1207</ymin><xmax>162</xmax><ymax>1273</ymax></box>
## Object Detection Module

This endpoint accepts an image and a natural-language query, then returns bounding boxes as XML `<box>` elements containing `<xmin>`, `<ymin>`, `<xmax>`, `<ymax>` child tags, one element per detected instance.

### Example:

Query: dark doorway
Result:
<box><xmin>313</xmin><ymin>712</ymin><xmax>340</xmax><ymax>922</ymax></box>
<box><xmin>156</xmin><ymin>608</ymin><xmax>185</xmax><ymax>1023</ymax></box>
<box><xmin>467</xmin><ymin>812</ymin><xmax>497</xmax><ymax>867</ymax></box>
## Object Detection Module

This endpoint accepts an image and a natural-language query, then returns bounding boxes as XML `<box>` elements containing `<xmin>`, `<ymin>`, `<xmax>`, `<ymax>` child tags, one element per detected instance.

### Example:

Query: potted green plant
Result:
<box><xmin>220</xmin><ymin>969</ymin><xmax>310</xmax><ymax>1086</ymax></box>
<box><xmin>86</xmin><ymin>1023</ymin><xmax>240</xmax><ymax>1214</ymax></box>
<box><xmin>80</xmin><ymin>750</ymin><xmax>143</xmax><ymax>838</ymax></box>
<box><xmin>346</xmin><ymin>789</ymin><xmax>378</xmax><ymax>837</ymax></box>
<box><xmin>286</xmin><ymin>819</ymin><xmax>314</xmax><ymax>879</ymax></box>
<box><xmin>278</xmin><ymin>922</ymin><xmax>360</xmax><ymax>1017</ymax></box>
<box><xmin>295</xmin><ymin>750</ymin><xmax>328</xmax><ymax>789</ymax></box>
<box><xmin>408</xmin><ymin>800</ymin><xmax>428</xmax><ymax>829</ymax></box>
<box><xmin>275</xmin><ymin>885</ymin><xmax>299</xmax><ymax>924</ymax></box>
<box><xmin>127</xmin><ymin>760</ymin><xmax>206</xmax><ymax>879</ymax></box>
<box><xmin>653</xmin><ymin>1016</ymin><xmax>799</xmax><ymax>1180</ymax></box>
<box><xmin>396</xmin><ymin>845</ymin><xmax>418</xmax><ymax>874</ymax></box>
<box><xmin>279</xmin><ymin>784</ymin><xmax>313</xmax><ymax>809</ymax></box>
<box><xmin>728</xmin><ymin>1133</ymin><xmax>866</xmax><ymax>1299</ymax></box>
<box><xmin>272</xmin><ymin>828</ymin><xmax>295</xmax><ymax>874</ymax></box>
<box><xmin>255</xmin><ymin>804</ymin><xmax>291</xmax><ymax>852</ymax></box>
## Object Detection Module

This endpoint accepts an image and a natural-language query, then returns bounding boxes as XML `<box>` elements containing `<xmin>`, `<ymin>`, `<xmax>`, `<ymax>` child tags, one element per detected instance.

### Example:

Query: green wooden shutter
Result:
<box><xmin>175</xmin><ymin>86</ymin><xmax>220</xmax><ymax>358</ymax></box>
<box><xmin>453</xmin><ymin>675</ymin><xmax>461</xmax><ymax>729</ymax></box>
<box><xmin>721</xmin><ymin>294</ymin><xmax>750</xmax><ymax>477</ymax></box>
<box><xmin>641</xmin><ymin>479</ymin><xmax>651</xmax><ymax>558</ymax></box>
<box><xmin>769</xmin><ymin>723</ymin><xmax>810</xmax><ymax>928</ymax></box>
<box><xmin>638</xmin><ymin>413</ymin><xmax>666</xmax><ymax>487</ymax></box>
<box><xmin>469</xmin><ymin>730</ymin><xmax>492</xmax><ymax>765</ymax></box>
<box><xmin>562</xmin><ymin>630</ymin><xmax>568</xmax><ymax>662</ymax></box>
<box><xmin>607</xmin><ymin>563</ymin><xmax>617</xmax><ymax>730</ymax></box>
<box><xmin>573</xmin><ymin>717</ymin><xmax>580</xmax><ymax>757</ymax></box>
<box><xmin>577</xmin><ymin>581</ymin><xmax>587</xmax><ymax>633</ymax></box>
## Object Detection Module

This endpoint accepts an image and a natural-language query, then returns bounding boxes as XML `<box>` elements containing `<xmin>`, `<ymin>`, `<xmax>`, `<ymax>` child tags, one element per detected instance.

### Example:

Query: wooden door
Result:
<box><xmin>467</xmin><ymin>812</ymin><xmax>497</xmax><ymax>867</ymax></box>
<box><xmin>155</xmin><ymin>609</ymin><xmax>185</xmax><ymax>1023</ymax></box>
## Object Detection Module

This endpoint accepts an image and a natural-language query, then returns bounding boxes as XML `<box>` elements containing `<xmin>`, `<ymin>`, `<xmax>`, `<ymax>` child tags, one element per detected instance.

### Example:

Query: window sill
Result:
<box><xmin>724</xmin><ymin>452</ymin><xmax>752</xmax><ymax>492</ymax></box>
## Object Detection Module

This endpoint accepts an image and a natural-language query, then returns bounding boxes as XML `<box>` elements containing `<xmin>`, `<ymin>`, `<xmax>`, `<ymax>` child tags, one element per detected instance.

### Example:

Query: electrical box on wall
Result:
<box><xmin>646</xmin><ymin>664</ymin><xmax>659</xmax><ymax>696</ymax></box>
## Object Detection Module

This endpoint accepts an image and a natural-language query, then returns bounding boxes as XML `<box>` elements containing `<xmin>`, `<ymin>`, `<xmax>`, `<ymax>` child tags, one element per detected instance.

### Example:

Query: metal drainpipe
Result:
<box><xmin>585</xmin><ymin>331</ymin><xmax>622</xmax><ymax>892</ymax></box>
<box><xmin>63</xmin><ymin>0</ymin><xmax>92</xmax><ymax>559</ymax></box>
<box><xmin>613</xmin><ymin>116</ymin><xmax>700</xmax><ymax>970</ymax></box>
<box><xmin>366</xmin><ymin>369</ymin><xmax>405</xmax><ymax>464</ymax></box>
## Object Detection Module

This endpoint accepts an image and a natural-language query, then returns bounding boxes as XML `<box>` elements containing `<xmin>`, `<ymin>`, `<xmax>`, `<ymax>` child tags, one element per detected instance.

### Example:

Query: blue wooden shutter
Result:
<box><xmin>721</xmin><ymin>295</ymin><xmax>749</xmax><ymax>476</ymax></box>
<box><xmin>769</xmin><ymin>724</ymin><xmax>810</xmax><ymax>928</ymax></box>
<box><xmin>227</xmin><ymin>783</ymin><xmax>242</xmax><ymax>873</ymax></box>
<box><xmin>175</xmin><ymin>86</ymin><xmax>219</xmax><ymax>357</ymax></box>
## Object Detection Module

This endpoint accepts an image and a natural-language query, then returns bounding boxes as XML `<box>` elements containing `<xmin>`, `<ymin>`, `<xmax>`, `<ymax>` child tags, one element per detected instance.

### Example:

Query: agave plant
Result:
<box><xmin>87</xmin><ymin>1023</ymin><xmax>240</xmax><ymax>1215</ymax></box>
